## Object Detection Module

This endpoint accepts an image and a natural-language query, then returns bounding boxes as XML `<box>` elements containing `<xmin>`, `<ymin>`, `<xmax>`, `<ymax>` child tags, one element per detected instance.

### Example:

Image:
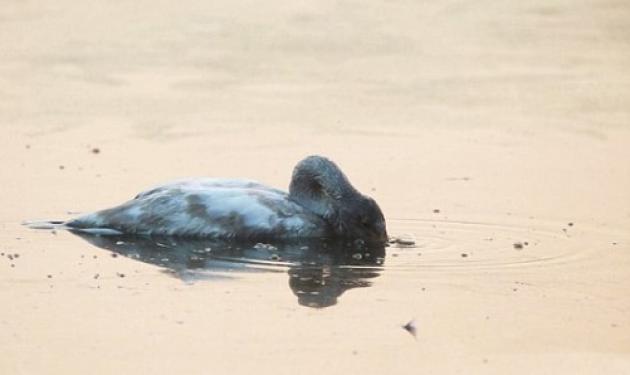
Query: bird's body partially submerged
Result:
<box><xmin>66</xmin><ymin>178</ymin><xmax>327</xmax><ymax>239</ymax></box>
<box><xmin>60</xmin><ymin>156</ymin><xmax>387</xmax><ymax>242</ymax></box>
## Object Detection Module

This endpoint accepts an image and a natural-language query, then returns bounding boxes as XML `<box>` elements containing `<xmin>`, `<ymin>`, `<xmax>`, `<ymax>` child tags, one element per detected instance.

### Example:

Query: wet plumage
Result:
<box><xmin>63</xmin><ymin>156</ymin><xmax>387</xmax><ymax>241</ymax></box>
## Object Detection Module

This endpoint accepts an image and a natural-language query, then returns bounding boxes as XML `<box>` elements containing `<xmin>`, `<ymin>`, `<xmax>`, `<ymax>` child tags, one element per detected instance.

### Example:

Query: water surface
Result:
<box><xmin>1</xmin><ymin>1</ymin><xmax>630</xmax><ymax>374</ymax></box>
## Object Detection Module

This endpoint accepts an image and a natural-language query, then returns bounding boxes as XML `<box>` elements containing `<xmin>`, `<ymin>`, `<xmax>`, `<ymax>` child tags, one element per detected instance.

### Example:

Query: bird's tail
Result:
<box><xmin>22</xmin><ymin>220</ymin><xmax>68</xmax><ymax>230</ymax></box>
<box><xmin>24</xmin><ymin>218</ymin><xmax>125</xmax><ymax>235</ymax></box>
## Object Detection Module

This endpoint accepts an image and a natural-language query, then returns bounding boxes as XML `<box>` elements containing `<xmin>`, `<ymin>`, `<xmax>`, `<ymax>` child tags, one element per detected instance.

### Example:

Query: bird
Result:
<box><xmin>53</xmin><ymin>155</ymin><xmax>387</xmax><ymax>242</ymax></box>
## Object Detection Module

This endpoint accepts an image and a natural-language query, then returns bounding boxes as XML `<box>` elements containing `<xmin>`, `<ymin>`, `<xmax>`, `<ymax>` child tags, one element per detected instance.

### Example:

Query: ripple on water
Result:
<box><xmin>10</xmin><ymin>216</ymin><xmax>627</xmax><ymax>308</ymax></box>
<box><xmin>385</xmin><ymin>217</ymin><xmax>612</xmax><ymax>272</ymax></box>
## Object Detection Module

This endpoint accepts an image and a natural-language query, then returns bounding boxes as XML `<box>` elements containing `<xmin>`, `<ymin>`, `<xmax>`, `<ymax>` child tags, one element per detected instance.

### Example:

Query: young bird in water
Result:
<box><xmin>60</xmin><ymin>156</ymin><xmax>388</xmax><ymax>242</ymax></box>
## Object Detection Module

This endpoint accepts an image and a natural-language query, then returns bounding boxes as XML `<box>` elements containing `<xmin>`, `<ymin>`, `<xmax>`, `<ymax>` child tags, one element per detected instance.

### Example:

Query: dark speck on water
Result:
<box><xmin>402</xmin><ymin>319</ymin><xmax>417</xmax><ymax>338</ymax></box>
<box><xmin>47</xmin><ymin>274</ymin><xmax>52</xmax><ymax>278</ymax></box>
<box><xmin>111</xmin><ymin>253</ymin><xmax>118</xmax><ymax>258</ymax></box>
<box><xmin>461</xmin><ymin>253</ymin><xmax>469</xmax><ymax>258</ymax></box>
<box><xmin>59</xmin><ymin>165</ymin><xmax>65</xmax><ymax>170</ymax></box>
<box><xmin>117</xmin><ymin>273</ymin><xmax>125</xmax><ymax>278</ymax></box>
<box><xmin>91</xmin><ymin>148</ymin><xmax>100</xmax><ymax>154</ymax></box>
<box><xmin>433</xmin><ymin>209</ymin><xmax>440</xmax><ymax>213</ymax></box>
<box><xmin>568</xmin><ymin>222</ymin><xmax>574</xmax><ymax>227</ymax></box>
<box><xmin>513</xmin><ymin>242</ymin><xmax>524</xmax><ymax>250</ymax></box>
<box><xmin>390</xmin><ymin>235</ymin><xmax>415</xmax><ymax>245</ymax></box>
<box><xmin>94</xmin><ymin>273</ymin><xmax>100</xmax><ymax>279</ymax></box>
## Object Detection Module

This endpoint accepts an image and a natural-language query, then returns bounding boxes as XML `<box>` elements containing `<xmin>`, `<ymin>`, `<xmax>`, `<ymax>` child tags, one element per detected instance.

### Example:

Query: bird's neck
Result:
<box><xmin>288</xmin><ymin>156</ymin><xmax>358</xmax><ymax>219</ymax></box>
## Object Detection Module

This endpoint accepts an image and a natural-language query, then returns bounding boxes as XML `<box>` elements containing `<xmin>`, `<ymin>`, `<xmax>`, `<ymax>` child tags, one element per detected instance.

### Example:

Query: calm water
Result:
<box><xmin>1</xmin><ymin>1</ymin><xmax>630</xmax><ymax>374</ymax></box>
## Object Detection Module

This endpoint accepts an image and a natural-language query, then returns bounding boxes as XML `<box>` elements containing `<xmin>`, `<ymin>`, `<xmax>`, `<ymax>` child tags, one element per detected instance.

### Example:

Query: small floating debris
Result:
<box><xmin>402</xmin><ymin>319</ymin><xmax>417</xmax><ymax>338</ymax></box>
<box><xmin>116</xmin><ymin>273</ymin><xmax>125</xmax><ymax>278</ymax></box>
<box><xmin>461</xmin><ymin>253</ymin><xmax>469</xmax><ymax>258</ymax></box>
<box><xmin>111</xmin><ymin>253</ymin><xmax>119</xmax><ymax>258</ymax></box>
<box><xmin>59</xmin><ymin>165</ymin><xmax>65</xmax><ymax>170</ymax></box>
<box><xmin>513</xmin><ymin>242</ymin><xmax>524</xmax><ymax>250</ymax></box>
<box><xmin>93</xmin><ymin>273</ymin><xmax>100</xmax><ymax>280</ymax></box>
<box><xmin>568</xmin><ymin>222</ymin><xmax>574</xmax><ymax>227</ymax></box>
<box><xmin>390</xmin><ymin>234</ymin><xmax>416</xmax><ymax>246</ymax></box>
<box><xmin>91</xmin><ymin>147</ymin><xmax>100</xmax><ymax>154</ymax></box>
<box><xmin>47</xmin><ymin>274</ymin><xmax>52</xmax><ymax>279</ymax></box>
<box><xmin>432</xmin><ymin>209</ymin><xmax>440</xmax><ymax>213</ymax></box>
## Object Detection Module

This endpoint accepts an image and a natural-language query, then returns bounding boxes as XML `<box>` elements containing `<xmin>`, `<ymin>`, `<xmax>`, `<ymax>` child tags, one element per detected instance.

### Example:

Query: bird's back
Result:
<box><xmin>66</xmin><ymin>179</ymin><xmax>327</xmax><ymax>239</ymax></box>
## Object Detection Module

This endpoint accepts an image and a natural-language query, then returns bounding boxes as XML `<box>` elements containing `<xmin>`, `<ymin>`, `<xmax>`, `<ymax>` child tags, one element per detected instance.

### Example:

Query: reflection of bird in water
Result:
<box><xmin>72</xmin><ymin>233</ymin><xmax>386</xmax><ymax>308</ymax></box>
<box><xmin>288</xmin><ymin>249</ymin><xmax>385</xmax><ymax>308</ymax></box>
<box><xmin>49</xmin><ymin>156</ymin><xmax>387</xmax><ymax>242</ymax></box>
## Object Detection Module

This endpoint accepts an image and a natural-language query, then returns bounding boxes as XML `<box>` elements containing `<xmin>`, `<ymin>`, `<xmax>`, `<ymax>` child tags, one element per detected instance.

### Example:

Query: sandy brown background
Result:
<box><xmin>1</xmin><ymin>1</ymin><xmax>629</xmax><ymax>374</ymax></box>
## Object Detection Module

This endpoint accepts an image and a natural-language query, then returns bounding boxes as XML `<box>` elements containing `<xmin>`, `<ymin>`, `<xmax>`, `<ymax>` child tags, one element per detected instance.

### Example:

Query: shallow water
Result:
<box><xmin>2</xmin><ymin>1</ymin><xmax>630</xmax><ymax>374</ymax></box>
